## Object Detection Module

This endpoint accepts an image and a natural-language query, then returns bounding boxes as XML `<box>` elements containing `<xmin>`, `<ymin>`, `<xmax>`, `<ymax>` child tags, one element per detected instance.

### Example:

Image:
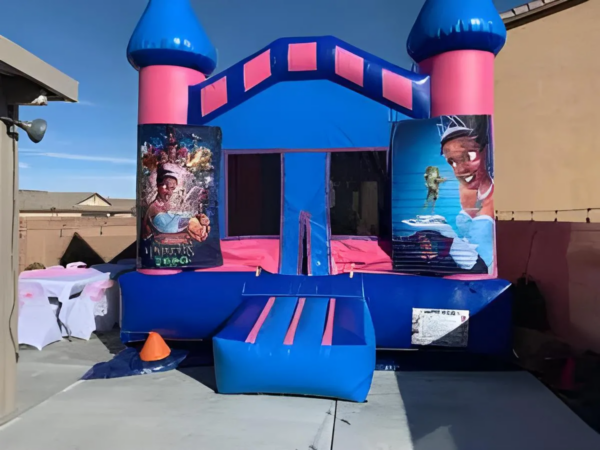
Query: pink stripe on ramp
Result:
<box><xmin>322</xmin><ymin>298</ymin><xmax>336</xmax><ymax>346</ymax></box>
<box><xmin>284</xmin><ymin>298</ymin><xmax>306</xmax><ymax>345</ymax></box>
<box><xmin>245</xmin><ymin>297</ymin><xmax>275</xmax><ymax>344</ymax></box>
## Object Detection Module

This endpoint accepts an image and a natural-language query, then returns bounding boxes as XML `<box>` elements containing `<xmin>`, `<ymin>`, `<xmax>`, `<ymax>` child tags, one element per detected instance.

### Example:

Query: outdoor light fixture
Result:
<box><xmin>0</xmin><ymin>117</ymin><xmax>47</xmax><ymax>143</ymax></box>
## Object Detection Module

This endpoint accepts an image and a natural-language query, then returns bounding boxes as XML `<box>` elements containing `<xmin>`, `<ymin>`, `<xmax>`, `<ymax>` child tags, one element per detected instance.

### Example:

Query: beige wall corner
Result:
<box><xmin>495</xmin><ymin>0</ymin><xmax>600</xmax><ymax>216</ymax></box>
<box><xmin>0</xmin><ymin>89</ymin><xmax>18</xmax><ymax>424</ymax></box>
<box><xmin>0</xmin><ymin>34</ymin><xmax>78</xmax><ymax>424</ymax></box>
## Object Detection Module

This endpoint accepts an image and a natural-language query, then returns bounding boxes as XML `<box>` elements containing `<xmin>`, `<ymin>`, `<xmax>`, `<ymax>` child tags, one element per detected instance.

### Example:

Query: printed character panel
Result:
<box><xmin>391</xmin><ymin>115</ymin><xmax>495</xmax><ymax>276</ymax></box>
<box><xmin>137</xmin><ymin>124</ymin><xmax>223</xmax><ymax>269</ymax></box>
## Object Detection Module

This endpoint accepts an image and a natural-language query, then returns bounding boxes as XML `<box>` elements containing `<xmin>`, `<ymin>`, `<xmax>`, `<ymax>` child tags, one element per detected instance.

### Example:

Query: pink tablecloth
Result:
<box><xmin>19</xmin><ymin>268</ymin><xmax>110</xmax><ymax>305</ymax></box>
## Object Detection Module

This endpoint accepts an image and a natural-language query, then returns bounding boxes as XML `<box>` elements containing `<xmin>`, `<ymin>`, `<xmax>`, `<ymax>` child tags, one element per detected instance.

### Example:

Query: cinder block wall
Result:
<box><xmin>498</xmin><ymin>221</ymin><xmax>600</xmax><ymax>353</ymax></box>
<box><xmin>19</xmin><ymin>216</ymin><xmax>136</xmax><ymax>271</ymax></box>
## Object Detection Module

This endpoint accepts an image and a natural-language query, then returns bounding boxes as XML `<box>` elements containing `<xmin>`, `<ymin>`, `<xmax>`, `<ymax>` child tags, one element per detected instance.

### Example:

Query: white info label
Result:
<box><xmin>411</xmin><ymin>308</ymin><xmax>470</xmax><ymax>348</ymax></box>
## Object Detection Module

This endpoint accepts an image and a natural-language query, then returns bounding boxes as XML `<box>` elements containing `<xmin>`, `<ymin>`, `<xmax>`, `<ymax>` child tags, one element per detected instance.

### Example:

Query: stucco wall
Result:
<box><xmin>495</xmin><ymin>0</ymin><xmax>600</xmax><ymax>216</ymax></box>
<box><xmin>494</xmin><ymin>1</ymin><xmax>600</xmax><ymax>352</ymax></box>
<box><xmin>19</xmin><ymin>216</ymin><xmax>136</xmax><ymax>271</ymax></box>
<box><xmin>0</xmin><ymin>83</ymin><xmax>18</xmax><ymax>423</ymax></box>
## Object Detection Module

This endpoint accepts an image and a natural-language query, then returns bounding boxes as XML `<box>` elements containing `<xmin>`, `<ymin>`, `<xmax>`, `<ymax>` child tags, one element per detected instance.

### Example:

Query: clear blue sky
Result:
<box><xmin>1</xmin><ymin>0</ymin><xmax>525</xmax><ymax>199</ymax></box>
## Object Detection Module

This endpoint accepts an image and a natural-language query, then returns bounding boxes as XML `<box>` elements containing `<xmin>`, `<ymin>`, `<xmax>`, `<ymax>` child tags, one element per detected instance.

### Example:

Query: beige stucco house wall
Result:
<box><xmin>0</xmin><ymin>35</ymin><xmax>78</xmax><ymax>424</ymax></box>
<box><xmin>495</xmin><ymin>0</ymin><xmax>598</xmax><ymax>220</ymax></box>
<box><xmin>494</xmin><ymin>0</ymin><xmax>600</xmax><ymax>352</ymax></box>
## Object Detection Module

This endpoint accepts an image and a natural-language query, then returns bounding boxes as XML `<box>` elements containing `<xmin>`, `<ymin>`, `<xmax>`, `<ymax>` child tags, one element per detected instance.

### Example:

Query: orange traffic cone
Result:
<box><xmin>140</xmin><ymin>332</ymin><xmax>171</xmax><ymax>362</ymax></box>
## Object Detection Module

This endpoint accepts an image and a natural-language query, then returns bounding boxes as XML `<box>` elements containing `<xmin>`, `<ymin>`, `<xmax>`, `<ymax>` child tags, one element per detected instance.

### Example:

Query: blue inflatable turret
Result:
<box><xmin>127</xmin><ymin>0</ymin><xmax>217</xmax><ymax>76</ymax></box>
<box><xmin>407</xmin><ymin>0</ymin><xmax>507</xmax><ymax>63</ymax></box>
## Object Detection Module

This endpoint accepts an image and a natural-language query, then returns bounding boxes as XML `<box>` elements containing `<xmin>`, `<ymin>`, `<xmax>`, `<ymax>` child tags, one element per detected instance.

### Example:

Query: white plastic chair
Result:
<box><xmin>18</xmin><ymin>281</ymin><xmax>62</xmax><ymax>350</ymax></box>
<box><xmin>62</xmin><ymin>279</ymin><xmax>114</xmax><ymax>340</ymax></box>
<box><xmin>66</xmin><ymin>262</ymin><xmax>87</xmax><ymax>269</ymax></box>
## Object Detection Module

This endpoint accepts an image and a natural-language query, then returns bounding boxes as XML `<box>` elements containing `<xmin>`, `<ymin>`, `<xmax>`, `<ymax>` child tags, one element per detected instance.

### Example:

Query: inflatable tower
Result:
<box><xmin>127</xmin><ymin>0</ymin><xmax>224</xmax><ymax>273</ymax></box>
<box><xmin>407</xmin><ymin>0</ymin><xmax>506</xmax><ymax>117</ymax></box>
<box><xmin>391</xmin><ymin>0</ymin><xmax>507</xmax><ymax>277</ymax></box>
<box><xmin>127</xmin><ymin>0</ymin><xmax>217</xmax><ymax>125</ymax></box>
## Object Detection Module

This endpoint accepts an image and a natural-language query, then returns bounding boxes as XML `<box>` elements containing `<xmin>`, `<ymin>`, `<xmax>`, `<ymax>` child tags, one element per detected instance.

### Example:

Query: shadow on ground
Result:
<box><xmin>387</xmin><ymin>351</ymin><xmax>600</xmax><ymax>450</ymax></box>
<box><xmin>95</xmin><ymin>328</ymin><xmax>126</xmax><ymax>355</ymax></box>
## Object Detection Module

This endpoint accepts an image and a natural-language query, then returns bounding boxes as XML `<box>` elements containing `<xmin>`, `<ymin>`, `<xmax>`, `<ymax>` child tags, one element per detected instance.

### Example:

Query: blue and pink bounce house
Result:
<box><xmin>121</xmin><ymin>0</ymin><xmax>512</xmax><ymax>402</ymax></box>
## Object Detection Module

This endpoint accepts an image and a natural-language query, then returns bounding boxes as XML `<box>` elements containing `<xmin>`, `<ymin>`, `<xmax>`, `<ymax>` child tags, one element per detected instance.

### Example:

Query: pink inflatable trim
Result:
<box><xmin>136</xmin><ymin>238</ymin><xmax>496</xmax><ymax>280</ymax></box>
<box><xmin>246</xmin><ymin>296</ymin><xmax>276</xmax><ymax>344</ymax></box>
<box><xmin>288</xmin><ymin>43</ymin><xmax>317</xmax><ymax>72</ymax></box>
<box><xmin>284</xmin><ymin>297</ymin><xmax>306</xmax><ymax>345</ymax></box>
<box><xmin>321</xmin><ymin>298</ymin><xmax>336</xmax><ymax>346</ymax></box>
<box><xmin>335</xmin><ymin>46</ymin><xmax>364</xmax><ymax>87</ymax></box>
<box><xmin>244</xmin><ymin>50</ymin><xmax>272</xmax><ymax>92</ymax></box>
<box><xmin>420</xmin><ymin>50</ymin><xmax>494</xmax><ymax>116</ymax></box>
<box><xmin>139</xmin><ymin>66</ymin><xmax>205</xmax><ymax>125</ymax></box>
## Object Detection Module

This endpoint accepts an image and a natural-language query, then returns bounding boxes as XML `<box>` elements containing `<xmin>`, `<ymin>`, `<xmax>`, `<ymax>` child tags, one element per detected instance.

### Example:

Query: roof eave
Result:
<box><xmin>501</xmin><ymin>0</ymin><xmax>588</xmax><ymax>30</ymax></box>
<box><xmin>0</xmin><ymin>35</ymin><xmax>78</xmax><ymax>103</ymax></box>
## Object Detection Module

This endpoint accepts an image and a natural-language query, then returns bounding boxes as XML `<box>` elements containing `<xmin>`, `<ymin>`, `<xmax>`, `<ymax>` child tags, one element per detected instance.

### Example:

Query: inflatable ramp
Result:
<box><xmin>213</xmin><ymin>273</ymin><xmax>375</xmax><ymax>402</ymax></box>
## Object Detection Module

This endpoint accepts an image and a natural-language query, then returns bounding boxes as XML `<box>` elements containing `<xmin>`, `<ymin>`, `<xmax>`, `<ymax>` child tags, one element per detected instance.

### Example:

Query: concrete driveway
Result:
<box><xmin>1</xmin><ymin>335</ymin><xmax>599</xmax><ymax>450</ymax></box>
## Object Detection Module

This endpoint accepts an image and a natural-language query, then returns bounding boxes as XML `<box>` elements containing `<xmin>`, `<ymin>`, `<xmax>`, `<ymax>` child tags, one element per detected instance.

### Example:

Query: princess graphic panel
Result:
<box><xmin>391</xmin><ymin>115</ymin><xmax>495</xmax><ymax>276</ymax></box>
<box><xmin>137</xmin><ymin>125</ymin><xmax>223</xmax><ymax>270</ymax></box>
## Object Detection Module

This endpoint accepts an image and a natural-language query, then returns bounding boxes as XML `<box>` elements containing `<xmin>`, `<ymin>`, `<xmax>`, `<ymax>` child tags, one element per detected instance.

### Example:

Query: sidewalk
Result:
<box><xmin>2</xmin><ymin>335</ymin><xmax>599</xmax><ymax>449</ymax></box>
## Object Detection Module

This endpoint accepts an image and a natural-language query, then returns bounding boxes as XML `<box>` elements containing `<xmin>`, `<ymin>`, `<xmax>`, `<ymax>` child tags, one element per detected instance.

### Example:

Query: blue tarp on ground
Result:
<box><xmin>82</xmin><ymin>348</ymin><xmax>188</xmax><ymax>380</ymax></box>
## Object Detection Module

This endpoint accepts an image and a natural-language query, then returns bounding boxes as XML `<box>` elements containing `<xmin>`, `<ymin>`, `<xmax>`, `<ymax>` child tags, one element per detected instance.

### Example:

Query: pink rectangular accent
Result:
<box><xmin>322</xmin><ymin>298</ymin><xmax>336</xmax><ymax>346</ymax></box>
<box><xmin>382</xmin><ymin>69</ymin><xmax>413</xmax><ymax>110</ymax></box>
<box><xmin>288</xmin><ymin>43</ymin><xmax>317</xmax><ymax>71</ymax></box>
<box><xmin>201</xmin><ymin>77</ymin><xmax>228</xmax><ymax>117</ymax></box>
<box><xmin>244</xmin><ymin>50</ymin><xmax>272</xmax><ymax>92</ymax></box>
<box><xmin>246</xmin><ymin>297</ymin><xmax>276</xmax><ymax>344</ymax></box>
<box><xmin>283</xmin><ymin>297</ymin><xmax>306</xmax><ymax>345</ymax></box>
<box><xmin>335</xmin><ymin>47</ymin><xmax>364</xmax><ymax>87</ymax></box>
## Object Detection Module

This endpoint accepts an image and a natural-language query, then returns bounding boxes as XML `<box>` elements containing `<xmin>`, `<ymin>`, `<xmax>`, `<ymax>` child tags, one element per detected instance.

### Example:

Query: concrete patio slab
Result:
<box><xmin>334</xmin><ymin>372</ymin><xmax>413</xmax><ymax>449</ymax></box>
<box><xmin>2</xmin><ymin>368</ymin><xmax>334</xmax><ymax>450</ymax></box>
<box><xmin>3</xmin><ymin>336</ymin><xmax>600</xmax><ymax>450</ymax></box>
<box><xmin>396</xmin><ymin>371</ymin><xmax>600</xmax><ymax>450</ymax></box>
<box><xmin>16</xmin><ymin>335</ymin><xmax>114</xmax><ymax>416</ymax></box>
<box><xmin>334</xmin><ymin>371</ymin><xmax>600</xmax><ymax>450</ymax></box>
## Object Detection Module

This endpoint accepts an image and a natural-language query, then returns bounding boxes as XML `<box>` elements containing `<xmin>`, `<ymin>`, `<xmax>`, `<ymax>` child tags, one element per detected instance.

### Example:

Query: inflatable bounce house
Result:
<box><xmin>120</xmin><ymin>0</ymin><xmax>512</xmax><ymax>402</ymax></box>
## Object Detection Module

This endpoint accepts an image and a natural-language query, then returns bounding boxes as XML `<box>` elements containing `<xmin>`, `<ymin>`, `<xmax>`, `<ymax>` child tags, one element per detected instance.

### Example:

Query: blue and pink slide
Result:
<box><xmin>213</xmin><ymin>273</ymin><xmax>375</xmax><ymax>402</ymax></box>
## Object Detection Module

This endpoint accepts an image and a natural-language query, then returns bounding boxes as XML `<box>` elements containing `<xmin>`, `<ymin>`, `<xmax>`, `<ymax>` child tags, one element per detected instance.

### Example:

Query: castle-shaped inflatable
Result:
<box><xmin>120</xmin><ymin>0</ymin><xmax>512</xmax><ymax>402</ymax></box>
